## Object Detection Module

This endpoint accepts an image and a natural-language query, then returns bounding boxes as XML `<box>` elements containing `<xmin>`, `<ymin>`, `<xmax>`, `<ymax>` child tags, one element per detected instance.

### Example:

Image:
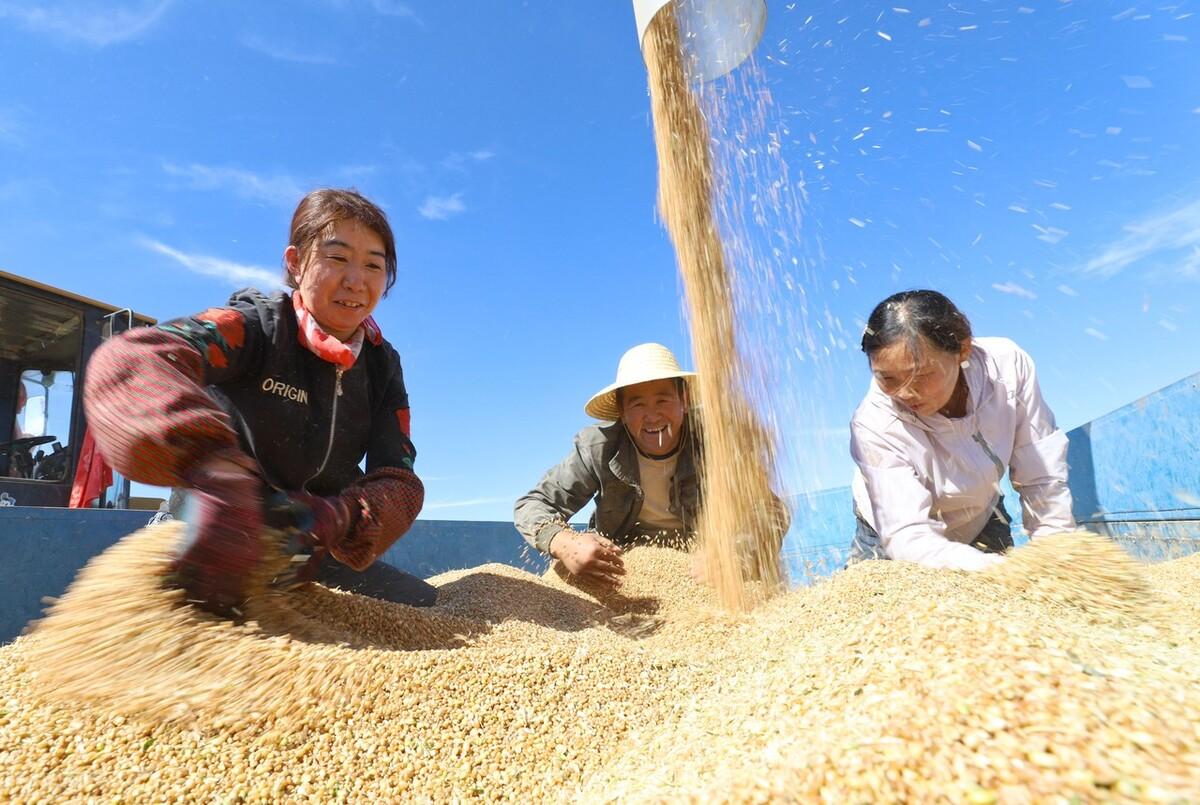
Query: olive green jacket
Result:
<box><xmin>514</xmin><ymin>421</ymin><xmax>700</xmax><ymax>554</ymax></box>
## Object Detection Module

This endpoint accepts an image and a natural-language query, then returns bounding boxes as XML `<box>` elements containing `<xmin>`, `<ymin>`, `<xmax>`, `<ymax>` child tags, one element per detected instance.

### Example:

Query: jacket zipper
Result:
<box><xmin>971</xmin><ymin>429</ymin><xmax>1005</xmax><ymax>476</ymax></box>
<box><xmin>302</xmin><ymin>366</ymin><xmax>344</xmax><ymax>492</ymax></box>
<box><xmin>972</xmin><ymin>429</ymin><xmax>1010</xmax><ymax>523</ymax></box>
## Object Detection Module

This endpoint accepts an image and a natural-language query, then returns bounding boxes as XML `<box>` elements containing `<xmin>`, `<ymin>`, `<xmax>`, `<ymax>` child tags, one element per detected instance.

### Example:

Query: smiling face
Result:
<box><xmin>285</xmin><ymin>219</ymin><xmax>387</xmax><ymax>340</ymax></box>
<box><xmin>619</xmin><ymin>378</ymin><xmax>687</xmax><ymax>457</ymax></box>
<box><xmin>870</xmin><ymin>336</ymin><xmax>970</xmax><ymax>417</ymax></box>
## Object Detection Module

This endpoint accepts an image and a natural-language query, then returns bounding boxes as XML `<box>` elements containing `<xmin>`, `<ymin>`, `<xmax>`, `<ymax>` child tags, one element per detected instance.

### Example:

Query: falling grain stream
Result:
<box><xmin>643</xmin><ymin>7</ymin><xmax>786</xmax><ymax>611</ymax></box>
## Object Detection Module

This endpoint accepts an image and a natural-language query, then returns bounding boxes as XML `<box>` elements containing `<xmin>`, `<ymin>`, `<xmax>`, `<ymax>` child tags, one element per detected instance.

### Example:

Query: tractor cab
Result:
<box><xmin>0</xmin><ymin>270</ymin><xmax>155</xmax><ymax>508</ymax></box>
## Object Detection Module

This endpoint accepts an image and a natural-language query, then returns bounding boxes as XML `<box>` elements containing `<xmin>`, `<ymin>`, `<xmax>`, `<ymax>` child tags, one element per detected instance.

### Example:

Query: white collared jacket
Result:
<box><xmin>850</xmin><ymin>337</ymin><xmax>1075</xmax><ymax>571</ymax></box>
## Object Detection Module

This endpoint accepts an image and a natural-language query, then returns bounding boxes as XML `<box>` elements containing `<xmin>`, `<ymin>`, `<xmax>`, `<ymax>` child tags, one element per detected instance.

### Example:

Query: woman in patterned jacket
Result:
<box><xmin>85</xmin><ymin>188</ymin><xmax>428</xmax><ymax>614</ymax></box>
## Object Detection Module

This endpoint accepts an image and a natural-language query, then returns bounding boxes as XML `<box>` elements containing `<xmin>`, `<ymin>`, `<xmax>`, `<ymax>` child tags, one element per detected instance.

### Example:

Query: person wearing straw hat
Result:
<box><xmin>514</xmin><ymin>343</ymin><xmax>699</xmax><ymax>589</ymax></box>
<box><xmin>516</xmin><ymin>342</ymin><xmax>790</xmax><ymax>589</ymax></box>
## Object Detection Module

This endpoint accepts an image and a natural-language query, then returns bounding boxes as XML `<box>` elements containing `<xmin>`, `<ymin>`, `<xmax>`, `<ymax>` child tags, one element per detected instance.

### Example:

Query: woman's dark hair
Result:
<box><xmin>861</xmin><ymin>289</ymin><xmax>972</xmax><ymax>358</ymax></box>
<box><xmin>285</xmin><ymin>188</ymin><xmax>398</xmax><ymax>294</ymax></box>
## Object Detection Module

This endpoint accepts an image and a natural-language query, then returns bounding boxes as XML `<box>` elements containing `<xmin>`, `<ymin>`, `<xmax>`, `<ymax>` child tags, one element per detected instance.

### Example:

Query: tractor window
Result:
<box><xmin>10</xmin><ymin>371</ymin><xmax>76</xmax><ymax>481</ymax></box>
<box><xmin>1</xmin><ymin>291</ymin><xmax>81</xmax><ymax>482</ymax></box>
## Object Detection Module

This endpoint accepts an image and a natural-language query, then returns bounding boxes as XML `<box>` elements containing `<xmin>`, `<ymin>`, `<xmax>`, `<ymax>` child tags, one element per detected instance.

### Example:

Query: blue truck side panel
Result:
<box><xmin>1067</xmin><ymin>375</ymin><xmax>1200</xmax><ymax>524</ymax></box>
<box><xmin>0</xmin><ymin>508</ymin><xmax>153</xmax><ymax>639</ymax></box>
<box><xmin>780</xmin><ymin>486</ymin><xmax>858</xmax><ymax>582</ymax></box>
<box><xmin>377</xmin><ymin>519</ymin><xmax>549</xmax><ymax>578</ymax></box>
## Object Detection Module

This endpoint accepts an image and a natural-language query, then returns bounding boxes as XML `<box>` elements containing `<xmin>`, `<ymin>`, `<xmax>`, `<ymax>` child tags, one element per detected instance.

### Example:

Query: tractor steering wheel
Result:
<box><xmin>0</xmin><ymin>435</ymin><xmax>57</xmax><ymax>479</ymax></box>
<box><xmin>0</xmin><ymin>435</ymin><xmax>57</xmax><ymax>455</ymax></box>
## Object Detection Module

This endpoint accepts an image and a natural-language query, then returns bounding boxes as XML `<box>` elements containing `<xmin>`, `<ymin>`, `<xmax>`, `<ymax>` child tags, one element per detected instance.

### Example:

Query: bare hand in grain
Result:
<box><xmin>548</xmin><ymin>529</ymin><xmax>625</xmax><ymax>589</ymax></box>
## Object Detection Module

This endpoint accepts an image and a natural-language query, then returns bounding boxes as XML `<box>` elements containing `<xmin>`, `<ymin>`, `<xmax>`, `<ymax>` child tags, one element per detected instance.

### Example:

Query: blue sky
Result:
<box><xmin>1</xmin><ymin>1</ymin><xmax>1197</xmax><ymax>521</ymax></box>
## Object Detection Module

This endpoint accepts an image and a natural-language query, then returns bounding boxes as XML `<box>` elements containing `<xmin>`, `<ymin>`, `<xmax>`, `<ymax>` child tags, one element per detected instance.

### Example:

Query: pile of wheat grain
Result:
<box><xmin>0</xmin><ymin>525</ymin><xmax>1196</xmax><ymax>802</ymax></box>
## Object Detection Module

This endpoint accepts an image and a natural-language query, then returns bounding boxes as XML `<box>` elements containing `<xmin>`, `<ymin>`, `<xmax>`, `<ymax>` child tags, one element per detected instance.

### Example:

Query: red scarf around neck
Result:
<box><xmin>292</xmin><ymin>292</ymin><xmax>383</xmax><ymax>369</ymax></box>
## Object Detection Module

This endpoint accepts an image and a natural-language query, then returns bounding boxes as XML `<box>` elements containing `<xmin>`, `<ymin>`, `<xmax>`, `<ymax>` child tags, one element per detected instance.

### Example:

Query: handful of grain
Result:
<box><xmin>20</xmin><ymin>523</ymin><xmax>479</xmax><ymax>726</ymax></box>
<box><xmin>983</xmin><ymin>530</ymin><xmax>1168</xmax><ymax>628</ymax></box>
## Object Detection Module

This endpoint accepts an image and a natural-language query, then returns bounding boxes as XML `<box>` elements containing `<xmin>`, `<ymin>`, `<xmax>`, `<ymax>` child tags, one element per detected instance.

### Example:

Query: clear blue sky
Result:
<box><xmin>1</xmin><ymin>1</ymin><xmax>1197</xmax><ymax>520</ymax></box>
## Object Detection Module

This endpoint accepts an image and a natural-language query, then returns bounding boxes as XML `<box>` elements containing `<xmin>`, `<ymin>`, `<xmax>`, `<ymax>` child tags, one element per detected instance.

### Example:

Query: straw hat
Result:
<box><xmin>585</xmin><ymin>343</ymin><xmax>695</xmax><ymax>421</ymax></box>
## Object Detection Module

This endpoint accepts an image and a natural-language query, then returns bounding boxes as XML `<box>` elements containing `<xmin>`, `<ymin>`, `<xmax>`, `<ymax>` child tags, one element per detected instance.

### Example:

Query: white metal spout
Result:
<box><xmin>632</xmin><ymin>0</ymin><xmax>766</xmax><ymax>82</ymax></box>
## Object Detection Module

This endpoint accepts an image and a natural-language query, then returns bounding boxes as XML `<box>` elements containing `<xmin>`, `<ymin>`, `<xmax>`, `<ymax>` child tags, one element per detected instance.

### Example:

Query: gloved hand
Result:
<box><xmin>171</xmin><ymin>450</ymin><xmax>265</xmax><ymax>616</ymax></box>
<box><xmin>260</xmin><ymin>490</ymin><xmax>353</xmax><ymax>590</ymax></box>
<box><xmin>285</xmin><ymin>491</ymin><xmax>354</xmax><ymax>548</ymax></box>
<box><xmin>267</xmin><ymin>467</ymin><xmax>424</xmax><ymax>580</ymax></box>
<box><xmin>318</xmin><ymin>468</ymin><xmax>423</xmax><ymax>571</ymax></box>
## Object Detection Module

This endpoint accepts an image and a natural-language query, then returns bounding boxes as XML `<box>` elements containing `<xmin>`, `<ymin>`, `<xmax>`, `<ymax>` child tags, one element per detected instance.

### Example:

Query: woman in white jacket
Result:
<box><xmin>849</xmin><ymin>290</ymin><xmax>1076</xmax><ymax>571</ymax></box>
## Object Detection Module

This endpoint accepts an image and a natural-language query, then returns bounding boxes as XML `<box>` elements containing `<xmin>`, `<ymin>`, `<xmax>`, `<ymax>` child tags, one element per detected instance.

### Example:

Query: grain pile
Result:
<box><xmin>642</xmin><ymin>5</ymin><xmax>786</xmax><ymax>611</ymax></box>
<box><xmin>575</xmin><ymin>532</ymin><xmax>1200</xmax><ymax>803</ymax></box>
<box><xmin>0</xmin><ymin>525</ymin><xmax>1197</xmax><ymax>801</ymax></box>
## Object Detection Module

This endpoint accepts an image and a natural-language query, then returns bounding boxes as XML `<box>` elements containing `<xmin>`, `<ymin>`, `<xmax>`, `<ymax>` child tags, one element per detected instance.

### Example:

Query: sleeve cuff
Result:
<box><xmin>534</xmin><ymin>520</ymin><xmax>569</xmax><ymax>555</ymax></box>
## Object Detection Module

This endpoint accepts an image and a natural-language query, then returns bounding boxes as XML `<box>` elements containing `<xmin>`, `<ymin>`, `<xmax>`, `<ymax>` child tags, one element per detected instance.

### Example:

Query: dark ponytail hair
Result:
<box><xmin>861</xmin><ymin>290</ymin><xmax>972</xmax><ymax>358</ymax></box>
